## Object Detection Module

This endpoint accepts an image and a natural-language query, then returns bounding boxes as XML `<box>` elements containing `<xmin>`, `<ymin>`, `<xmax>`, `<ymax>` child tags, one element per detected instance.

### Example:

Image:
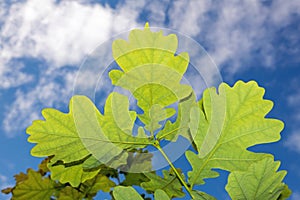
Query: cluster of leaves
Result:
<box><xmin>2</xmin><ymin>23</ymin><xmax>292</xmax><ymax>199</ymax></box>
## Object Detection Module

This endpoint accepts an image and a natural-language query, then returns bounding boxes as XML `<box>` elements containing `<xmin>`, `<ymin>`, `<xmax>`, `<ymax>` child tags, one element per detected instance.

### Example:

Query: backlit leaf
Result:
<box><xmin>110</xmin><ymin>23</ymin><xmax>192</xmax><ymax>133</ymax></box>
<box><xmin>187</xmin><ymin>81</ymin><xmax>284</xmax><ymax>187</ymax></box>
<box><xmin>154</xmin><ymin>189</ymin><xmax>170</xmax><ymax>200</ymax></box>
<box><xmin>113</xmin><ymin>186</ymin><xmax>143</xmax><ymax>200</ymax></box>
<box><xmin>157</xmin><ymin>92</ymin><xmax>197</xmax><ymax>141</ymax></box>
<box><xmin>225</xmin><ymin>157</ymin><xmax>288</xmax><ymax>200</ymax></box>
<box><xmin>27</xmin><ymin>93</ymin><xmax>153</xmax><ymax>186</ymax></box>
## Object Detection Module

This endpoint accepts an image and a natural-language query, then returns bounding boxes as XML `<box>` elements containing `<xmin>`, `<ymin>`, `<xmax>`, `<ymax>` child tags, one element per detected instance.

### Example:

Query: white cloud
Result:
<box><xmin>1</xmin><ymin>0</ymin><xmax>300</xmax><ymax>137</ymax></box>
<box><xmin>3</xmin><ymin>70</ymin><xmax>75</xmax><ymax>137</ymax></box>
<box><xmin>284</xmin><ymin>131</ymin><xmax>300</xmax><ymax>154</ymax></box>
<box><xmin>167</xmin><ymin>0</ymin><xmax>300</xmax><ymax>73</ymax></box>
<box><xmin>291</xmin><ymin>192</ymin><xmax>300</xmax><ymax>200</ymax></box>
<box><xmin>0</xmin><ymin>0</ymin><xmax>139</xmax><ymax>88</ymax></box>
<box><xmin>0</xmin><ymin>0</ymin><xmax>141</xmax><ymax>136</ymax></box>
<box><xmin>288</xmin><ymin>92</ymin><xmax>300</xmax><ymax>107</ymax></box>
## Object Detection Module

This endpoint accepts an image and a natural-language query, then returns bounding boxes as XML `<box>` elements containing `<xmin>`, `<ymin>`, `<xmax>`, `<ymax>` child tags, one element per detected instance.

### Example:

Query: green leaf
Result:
<box><xmin>57</xmin><ymin>186</ymin><xmax>84</xmax><ymax>200</ymax></box>
<box><xmin>120</xmin><ymin>150</ymin><xmax>152</xmax><ymax>186</ymax></box>
<box><xmin>48</xmin><ymin>162</ymin><xmax>100</xmax><ymax>187</ymax></box>
<box><xmin>191</xmin><ymin>190</ymin><xmax>216</xmax><ymax>200</ymax></box>
<box><xmin>120</xmin><ymin>150</ymin><xmax>153</xmax><ymax>172</ymax></box>
<box><xmin>113</xmin><ymin>186</ymin><xmax>143</xmax><ymax>200</ymax></box>
<box><xmin>154</xmin><ymin>189</ymin><xmax>170</xmax><ymax>200</ymax></box>
<box><xmin>225</xmin><ymin>157</ymin><xmax>287</xmax><ymax>200</ymax></box>
<box><xmin>84</xmin><ymin>173</ymin><xmax>116</xmax><ymax>194</ymax></box>
<box><xmin>121</xmin><ymin>173</ymin><xmax>149</xmax><ymax>187</ymax></box>
<box><xmin>186</xmin><ymin>81</ymin><xmax>284</xmax><ymax>187</ymax></box>
<box><xmin>110</xmin><ymin>23</ymin><xmax>192</xmax><ymax>133</ymax></box>
<box><xmin>141</xmin><ymin>170</ymin><xmax>185</xmax><ymax>198</ymax></box>
<box><xmin>277</xmin><ymin>184</ymin><xmax>292</xmax><ymax>200</ymax></box>
<box><xmin>27</xmin><ymin>92</ymin><xmax>153</xmax><ymax>185</ymax></box>
<box><xmin>11</xmin><ymin>169</ymin><xmax>56</xmax><ymax>200</ymax></box>
<box><xmin>157</xmin><ymin>92</ymin><xmax>197</xmax><ymax>141</ymax></box>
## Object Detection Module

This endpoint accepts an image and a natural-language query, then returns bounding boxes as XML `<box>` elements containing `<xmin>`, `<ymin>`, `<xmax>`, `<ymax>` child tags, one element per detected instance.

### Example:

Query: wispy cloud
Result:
<box><xmin>291</xmin><ymin>192</ymin><xmax>300</xmax><ymax>200</ymax></box>
<box><xmin>285</xmin><ymin>131</ymin><xmax>300</xmax><ymax>154</ymax></box>
<box><xmin>0</xmin><ymin>0</ymin><xmax>140</xmax><ymax>136</ymax></box>
<box><xmin>1</xmin><ymin>0</ymin><xmax>300</xmax><ymax>137</ymax></box>
<box><xmin>167</xmin><ymin>0</ymin><xmax>300</xmax><ymax>73</ymax></box>
<box><xmin>284</xmin><ymin>89</ymin><xmax>300</xmax><ymax>154</ymax></box>
<box><xmin>0</xmin><ymin>0</ymin><xmax>140</xmax><ymax>88</ymax></box>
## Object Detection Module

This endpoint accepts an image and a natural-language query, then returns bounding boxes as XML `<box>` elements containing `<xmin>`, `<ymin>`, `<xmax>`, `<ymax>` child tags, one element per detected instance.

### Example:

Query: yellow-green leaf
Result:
<box><xmin>191</xmin><ymin>190</ymin><xmax>216</xmax><ymax>200</ymax></box>
<box><xmin>12</xmin><ymin>169</ymin><xmax>56</xmax><ymax>200</ymax></box>
<box><xmin>154</xmin><ymin>189</ymin><xmax>170</xmax><ymax>200</ymax></box>
<box><xmin>110</xmin><ymin>23</ymin><xmax>192</xmax><ymax>133</ymax></box>
<box><xmin>226</xmin><ymin>157</ymin><xmax>288</xmax><ymax>199</ymax></box>
<box><xmin>113</xmin><ymin>186</ymin><xmax>143</xmax><ymax>200</ymax></box>
<box><xmin>27</xmin><ymin>92</ymin><xmax>152</xmax><ymax>186</ymax></box>
<box><xmin>187</xmin><ymin>81</ymin><xmax>284</xmax><ymax>187</ymax></box>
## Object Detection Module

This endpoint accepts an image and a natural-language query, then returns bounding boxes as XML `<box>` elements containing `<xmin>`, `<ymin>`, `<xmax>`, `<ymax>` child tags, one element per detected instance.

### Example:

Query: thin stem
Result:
<box><xmin>154</xmin><ymin>142</ymin><xmax>194</xmax><ymax>199</ymax></box>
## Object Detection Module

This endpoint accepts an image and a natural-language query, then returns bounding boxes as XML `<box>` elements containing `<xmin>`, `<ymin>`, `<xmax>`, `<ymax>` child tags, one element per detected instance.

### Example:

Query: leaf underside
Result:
<box><xmin>186</xmin><ymin>81</ymin><xmax>284</xmax><ymax>187</ymax></box>
<box><xmin>225</xmin><ymin>157</ymin><xmax>289</xmax><ymax>200</ymax></box>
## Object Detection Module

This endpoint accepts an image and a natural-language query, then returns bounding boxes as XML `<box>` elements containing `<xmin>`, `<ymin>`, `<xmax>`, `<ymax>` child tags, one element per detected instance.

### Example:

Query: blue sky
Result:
<box><xmin>0</xmin><ymin>0</ymin><xmax>300</xmax><ymax>199</ymax></box>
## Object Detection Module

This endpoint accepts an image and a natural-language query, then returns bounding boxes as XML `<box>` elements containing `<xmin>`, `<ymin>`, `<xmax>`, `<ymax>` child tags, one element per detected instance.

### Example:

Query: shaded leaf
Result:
<box><xmin>11</xmin><ymin>169</ymin><xmax>56</xmax><ymax>200</ymax></box>
<box><xmin>226</xmin><ymin>157</ymin><xmax>287</xmax><ymax>200</ymax></box>
<box><xmin>14</xmin><ymin>172</ymin><xmax>28</xmax><ymax>184</ymax></box>
<box><xmin>48</xmin><ymin>162</ymin><xmax>100</xmax><ymax>187</ymax></box>
<box><xmin>57</xmin><ymin>186</ymin><xmax>84</xmax><ymax>200</ymax></box>
<box><xmin>1</xmin><ymin>187</ymin><xmax>13</xmax><ymax>194</ymax></box>
<box><xmin>187</xmin><ymin>81</ymin><xmax>284</xmax><ymax>187</ymax></box>
<box><xmin>277</xmin><ymin>184</ymin><xmax>292</xmax><ymax>200</ymax></box>
<box><xmin>38</xmin><ymin>157</ymin><xmax>51</xmax><ymax>175</ymax></box>
<box><xmin>121</xmin><ymin>173</ymin><xmax>149</xmax><ymax>187</ymax></box>
<box><xmin>141</xmin><ymin>170</ymin><xmax>185</xmax><ymax>198</ymax></box>
<box><xmin>191</xmin><ymin>190</ymin><xmax>216</xmax><ymax>200</ymax></box>
<box><xmin>84</xmin><ymin>173</ymin><xmax>116</xmax><ymax>194</ymax></box>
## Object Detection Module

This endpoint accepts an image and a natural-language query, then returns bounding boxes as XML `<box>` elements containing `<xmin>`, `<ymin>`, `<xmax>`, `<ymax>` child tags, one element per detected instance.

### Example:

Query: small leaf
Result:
<box><xmin>141</xmin><ymin>170</ymin><xmax>185</xmax><ymax>198</ymax></box>
<box><xmin>121</xmin><ymin>173</ymin><xmax>149</xmax><ymax>187</ymax></box>
<box><xmin>226</xmin><ymin>157</ymin><xmax>287</xmax><ymax>200</ymax></box>
<box><xmin>57</xmin><ymin>186</ymin><xmax>84</xmax><ymax>200</ymax></box>
<box><xmin>1</xmin><ymin>187</ymin><xmax>13</xmax><ymax>194</ymax></box>
<box><xmin>14</xmin><ymin>172</ymin><xmax>28</xmax><ymax>184</ymax></box>
<box><xmin>277</xmin><ymin>184</ymin><xmax>292</xmax><ymax>200</ymax></box>
<box><xmin>38</xmin><ymin>157</ymin><xmax>51</xmax><ymax>174</ymax></box>
<box><xmin>113</xmin><ymin>186</ymin><xmax>143</xmax><ymax>200</ymax></box>
<box><xmin>84</xmin><ymin>174</ymin><xmax>116</xmax><ymax>194</ymax></box>
<box><xmin>48</xmin><ymin>162</ymin><xmax>100</xmax><ymax>187</ymax></box>
<box><xmin>11</xmin><ymin>169</ymin><xmax>56</xmax><ymax>200</ymax></box>
<box><xmin>154</xmin><ymin>189</ymin><xmax>170</xmax><ymax>200</ymax></box>
<box><xmin>187</xmin><ymin>81</ymin><xmax>284</xmax><ymax>187</ymax></box>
